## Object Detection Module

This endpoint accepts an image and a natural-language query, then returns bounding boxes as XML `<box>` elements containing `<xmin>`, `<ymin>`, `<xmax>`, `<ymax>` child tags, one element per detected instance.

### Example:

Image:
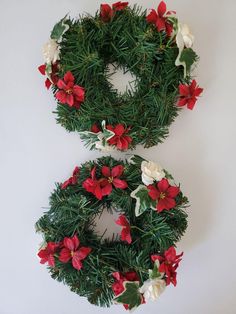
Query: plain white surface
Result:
<box><xmin>1</xmin><ymin>0</ymin><xmax>236</xmax><ymax>313</ymax></box>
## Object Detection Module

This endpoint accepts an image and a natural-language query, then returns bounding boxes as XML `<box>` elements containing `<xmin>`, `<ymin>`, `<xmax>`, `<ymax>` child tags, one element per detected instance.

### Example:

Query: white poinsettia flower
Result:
<box><xmin>139</xmin><ymin>278</ymin><xmax>166</xmax><ymax>301</ymax></box>
<box><xmin>141</xmin><ymin>161</ymin><xmax>165</xmax><ymax>186</ymax></box>
<box><xmin>42</xmin><ymin>38</ymin><xmax>60</xmax><ymax>64</ymax></box>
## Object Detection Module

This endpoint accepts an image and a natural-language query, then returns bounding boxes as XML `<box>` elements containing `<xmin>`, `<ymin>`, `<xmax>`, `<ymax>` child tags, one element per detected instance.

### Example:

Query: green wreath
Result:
<box><xmin>38</xmin><ymin>1</ymin><xmax>203</xmax><ymax>151</ymax></box>
<box><xmin>36</xmin><ymin>155</ymin><xmax>188</xmax><ymax>309</ymax></box>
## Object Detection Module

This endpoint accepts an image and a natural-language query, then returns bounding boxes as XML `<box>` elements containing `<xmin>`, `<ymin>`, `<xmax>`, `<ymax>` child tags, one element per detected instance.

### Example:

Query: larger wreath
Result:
<box><xmin>38</xmin><ymin>1</ymin><xmax>203</xmax><ymax>151</ymax></box>
<box><xmin>36</xmin><ymin>155</ymin><xmax>188</xmax><ymax>310</ymax></box>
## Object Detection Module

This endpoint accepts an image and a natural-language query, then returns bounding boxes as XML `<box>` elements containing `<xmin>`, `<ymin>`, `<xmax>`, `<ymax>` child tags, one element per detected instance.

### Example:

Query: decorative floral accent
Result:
<box><xmin>38</xmin><ymin>242</ymin><xmax>59</xmax><ymax>267</ymax></box>
<box><xmin>106</xmin><ymin>124</ymin><xmax>132</xmax><ymax>150</ymax></box>
<box><xmin>82</xmin><ymin>167</ymin><xmax>109</xmax><ymax>200</ymax></box>
<box><xmin>152</xmin><ymin>246</ymin><xmax>183</xmax><ymax>286</ymax></box>
<box><xmin>146</xmin><ymin>1</ymin><xmax>175</xmax><ymax>37</ymax></box>
<box><xmin>100</xmin><ymin>2</ymin><xmax>129</xmax><ymax>22</ymax></box>
<box><xmin>59</xmin><ymin>234</ymin><xmax>91</xmax><ymax>271</ymax></box>
<box><xmin>115</xmin><ymin>214</ymin><xmax>132</xmax><ymax>244</ymax></box>
<box><xmin>101</xmin><ymin>165</ymin><xmax>128</xmax><ymax>194</ymax></box>
<box><xmin>38</xmin><ymin>63</ymin><xmax>59</xmax><ymax>89</ymax></box>
<box><xmin>55</xmin><ymin>71</ymin><xmax>85</xmax><ymax>108</ymax></box>
<box><xmin>177</xmin><ymin>80</ymin><xmax>203</xmax><ymax>110</ymax></box>
<box><xmin>141</xmin><ymin>160</ymin><xmax>165</xmax><ymax>186</ymax></box>
<box><xmin>42</xmin><ymin>38</ymin><xmax>60</xmax><ymax>64</ymax></box>
<box><xmin>148</xmin><ymin>178</ymin><xmax>179</xmax><ymax>212</ymax></box>
<box><xmin>61</xmin><ymin>166</ymin><xmax>79</xmax><ymax>189</ymax></box>
<box><xmin>139</xmin><ymin>278</ymin><xmax>166</xmax><ymax>301</ymax></box>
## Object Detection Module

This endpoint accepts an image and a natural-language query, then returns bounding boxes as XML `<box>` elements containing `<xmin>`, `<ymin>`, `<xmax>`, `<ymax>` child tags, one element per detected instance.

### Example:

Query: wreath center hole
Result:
<box><xmin>93</xmin><ymin>208</ymin><xmax>121</xmax><ymax>241</ymax></box>
<box><xmin>107</xmin><ymin>63</ymin><xmax>137</xmax><ymax>94</ymax></box>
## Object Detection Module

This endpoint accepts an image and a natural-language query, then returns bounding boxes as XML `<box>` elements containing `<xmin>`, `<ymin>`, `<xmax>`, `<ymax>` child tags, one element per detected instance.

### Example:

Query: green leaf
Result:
<box><xmin>131</xmin><ymin>185</ymin><xmax>156</xmax><ymax>217</ymax></box>
<box><xmin>114</xmin><ymin>281</ymin><xmax>142</xmax><ymax>310</ymax></box>
<box><xmin>148</xmin><ymin>262</ymin><xmax>162</xmax><ymax>280</ymax></box>
<box><xmin>179</xmin><ymin>48</ymin><xmax>198</xmax><ymax>74</ymax></box>
<box><xmin>51</xmin><ymin>15</ymin><xmax>70</xmax><ymax>41</ymax></box>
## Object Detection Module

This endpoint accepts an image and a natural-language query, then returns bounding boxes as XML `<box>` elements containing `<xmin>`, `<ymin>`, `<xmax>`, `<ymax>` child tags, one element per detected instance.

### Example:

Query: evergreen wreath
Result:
<box><xmin>36</xmin><ymin>155</ymin><xmax>189</xmax><ymax>310</ymax></box>
<box><xmin>38</xmin><ymin>1</ymin><xmax>203</xmax><ymax>152</ymax></box>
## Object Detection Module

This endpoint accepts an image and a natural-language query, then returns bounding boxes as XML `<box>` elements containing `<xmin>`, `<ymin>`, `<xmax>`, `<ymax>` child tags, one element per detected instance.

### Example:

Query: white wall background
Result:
<box><xmin>1</xmin><ymin>0</ymin><xmax>236</xmax><ymax>313</ymax></box>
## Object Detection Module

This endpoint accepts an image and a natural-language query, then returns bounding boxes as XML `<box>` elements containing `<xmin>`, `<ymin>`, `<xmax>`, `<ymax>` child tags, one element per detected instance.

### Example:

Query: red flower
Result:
<box><xmin>112</xmin><ymin>271</ymin><xmax>144</xmax><ymax>309</ymax></box>
<box><xmin>115</xmin><ymin>214</ymin><xmax>132</xmax><ymax>244</ymax></box>
<box><xmin>61</xmin><ymin>166</ymin><xmax>79</xmax><ymax>190</ymax></box>
<box><xmin>106</xmin><ymin>124</ymin><xmax>132</xmax><ymax>150</ymax></box>
<box><xmin>55</xmin><ymin>71</ymin><xmax>85</xmax><ymax>109</ymax></box>
<box><xmin>38</xmin><ymin>242</ymin><xmax>59</xmax><ymax>267</ymax></box>
<box><xmin>112</xmin><ymin>1</ymin><xmax>129</xmax><ymax>11</ymax></box>
<box><xmin>146</xmin><ymin>1</ymin><xmax>175</xmax><ymax>37</ymax></box>
<box><xmin>101</xmin><ymin>165</ymin><xmax>128</xmax><ymax>195</ymax></box>
<box><xmin>59</xmin><ymin>234</ymin><xmax>91</xmax><ymax>271</ymax></box>
<box><xmin>177</xmin><ymin>80</ymin><xmax>203</xmax><ymax>110</ymax></box>
<box><xmin>38</xmin><ymin>63</ymin><xmax>59</xmax><ymax>89</ymax></box>
<box><xmin>82</xmin><ymin>167</ymin><xmax>110</xmax><ymax>200</ymax></box>
<box><xmin>148</xmin><ymin>178</ymin><xmax>179</xmax><ymax>212</ymax></box>
<box><xmin>100</xmin><ymin>2</ymin><xmax>128</xmax><ymax>22</ymax></box>
<box><xmin>151</xmin><ymin>246</ymin><xmax>183</xmax><ymax>286</ymax></box>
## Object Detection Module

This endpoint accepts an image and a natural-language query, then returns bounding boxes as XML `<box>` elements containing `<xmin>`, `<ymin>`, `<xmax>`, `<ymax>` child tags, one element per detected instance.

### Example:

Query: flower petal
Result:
<box><xmin>76</xmin><ymin>247</ymin><xmax>92</xmax><ymax>260</ymax></box>
<box><xmin>101</xmin><ymin>182</ymin><xmax>113</xmax><ymax>196</ymax></box>
<box><xmin>111</xmin><ymin>165</ymin><xmax>124</xmax><ymax>177</ymax></box>
<box><xmin>113</xmin><ymin>178</ymin><xmax>128</xmax><ymax>189</ymax></box>
<box><xmin>64</xmin><ymin>71</ymin><xmax>74</xmax><ymax>83</ymax></box>
<box><xmin>72</xmin><ymin>253</ymin><xmax>83</xmax><ymax>270</ymax></box>
<box><xmin>101</xmin><ymin>166</ymin><xmax>111</xmax><ymax>177</ymax></box>
<box><xmin>146</xmin><ymin>9</ymin><xmax>158</xmax><ymax>24</ymax></box>
<box><xmin>157</xmin><ymin>178</ymin><xmax>169</xmax><ymax>192</ymax></box>
<box><xmin>59</xmin><ymin>248</ymin><xmax>72</xmax><ymax>263</ymax></box>
<box><xmin>55</xmin><ymin>90</ymin><xmax>67</xmax><ymax>103</ymax></box>
<box><xmin>157</xmin><ymin>1</ymin><xmax>166</xmax><ymax>17</ymax></box>
<box><xmin>115</xmin><ymin>214</ymin><xmax>129</xmax><ymax>227</ymax></box>
<box><xmin>38</xmin><ymin>64</ymin><xmax>46</xmax><ymax>75</ymax></box>
<box><xmin>167</xmin><ymin>186</ymin><xmax>179</xmax><ymax>198</ymax></box>
<box><xmin>148</xmin><ymin>185</ymin><xmax>160</xmax><ymax>200</ymax></box>
<box><xmin>114</xmin><ymin>124</ymin><xmax>125</xmax><ymax>136</ymax></box>
<box><xmin>121</xmin><ymin>227</ymin><xmax>132</xmax><ymax>244</ymax></box>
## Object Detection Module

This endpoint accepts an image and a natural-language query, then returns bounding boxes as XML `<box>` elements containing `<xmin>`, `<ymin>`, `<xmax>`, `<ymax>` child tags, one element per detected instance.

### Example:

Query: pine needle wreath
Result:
<box><xmin>36</xmin><ymin>155</ymin><xmax>189</xmax><ymax>309</ymax></box>
<box><xmin>38</xmin><ymin>1</ymin><xmax>203</xmax><ymax>152</ymax></box>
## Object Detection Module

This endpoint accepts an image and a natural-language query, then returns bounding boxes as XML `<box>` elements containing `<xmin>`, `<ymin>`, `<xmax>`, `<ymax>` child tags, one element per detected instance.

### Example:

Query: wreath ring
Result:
<box><xmin>36</xmin><ymin>155</ymin><xmax>188</xmax><ymax>309</ymax></box>
<box><xmin>38</xmin><ymin>1</ymin><xmax>203</xmax><ymax>151</ymax></box>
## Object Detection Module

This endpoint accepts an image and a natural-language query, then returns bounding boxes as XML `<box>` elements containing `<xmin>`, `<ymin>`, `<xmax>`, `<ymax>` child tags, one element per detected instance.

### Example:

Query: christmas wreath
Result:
<box><xmin>36</xmin><ymin>155</ymin><xmax>188</xmax><ymax>310</ymax></box>
<box><xmin>38</xmin><ymin>1</ymin><xmax>203</xmax><ymax>151</ymax></box>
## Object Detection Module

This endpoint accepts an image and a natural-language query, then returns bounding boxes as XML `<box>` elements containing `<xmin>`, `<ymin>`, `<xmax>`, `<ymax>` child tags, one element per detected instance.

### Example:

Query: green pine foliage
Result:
<box><xmin>36</xmin><ymin>156</ymin><xmax>188</xmax><ymax>307</ymax></box>
<box><xmin>52</xmin><ymin>5</ymin><xmax>196</xmax><ymax>148</ymax></box>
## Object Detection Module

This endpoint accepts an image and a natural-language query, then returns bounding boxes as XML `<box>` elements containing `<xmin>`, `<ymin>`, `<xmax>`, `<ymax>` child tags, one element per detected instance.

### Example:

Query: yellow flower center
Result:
<box><xmin>159</xmin><ymin>192</ymin><xmax>166</xmax><ymax>199</ymax></box>
<box><xmin>66</xmin><ymin>88</ymin><xmax>73</xmax><ymax>94</ymax></box>
<box><xmin>71</xmin><ymin>251</ymin><xmax>74</xmax><ymax>257</ymax></box>
<box><xmin>108</xmin><ymin>176</ymin><xmax>113</xmax><ymax>183</ymax></box>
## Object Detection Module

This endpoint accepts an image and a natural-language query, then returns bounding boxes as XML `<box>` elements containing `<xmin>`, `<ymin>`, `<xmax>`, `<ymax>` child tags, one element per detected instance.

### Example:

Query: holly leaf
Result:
<box><xmin>179</xmin><ymin>48</ymin><xmax>198</xmax><ymax>75</ymax></box>
<box><xmin>114</xmin><ymin>281</ymin><xmax>142</xmax><ymax>310</ymax></box>
<box><xmin>131</xmin><ymin>185</ymin><xmax>156</xmax><ymax>217</ymax></box>
<box><xmin>51</xmin><ymin>15</ymin><xmax>70</xmax><ymax>41</ymax></box>
<box><xmin>78</xmin><ymin>131</ymin><xmax>101</xmax><ymax>150</ymax></box>
<box><xmin>101</xmin><ymin>120</ymin><xmax>115</xmax><ymax>141</ymax></box>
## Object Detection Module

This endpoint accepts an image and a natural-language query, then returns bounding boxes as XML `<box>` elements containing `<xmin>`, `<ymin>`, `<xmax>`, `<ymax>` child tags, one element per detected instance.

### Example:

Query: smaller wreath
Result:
<box><xmin>36</xmin><ymin>155</ymin><xmax>189</xmax><ymax>310</ymax></box>
<box><xmin>38</xmin><ymin>1</ymin><xmax>203</xmax><ymax>151</ymax></box>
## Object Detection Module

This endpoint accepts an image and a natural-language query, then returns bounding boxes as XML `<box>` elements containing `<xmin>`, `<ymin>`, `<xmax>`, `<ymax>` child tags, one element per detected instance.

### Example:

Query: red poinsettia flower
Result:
<box><xmin>146</xmin><ymin>1</ymin><xmax>175</xmax><ymax>37</ymax></box>
<box><xmin>177</xmin><ymin>80</ymin><xmax>203</xmax><ymax>110</ymax></box>
<box><xmin>38</xmin><ymin>63</ymin><xmax>59</xmax><ymax>89</ymax></box>
<box><xmin>148</xmin><ymin>178</ymin><xmax>179</xmax><ymax>212</ymax></box>
<box><xmin>55</xmin><ymin>71</ymin><xmax>85</xmax><ymax>109</ymax></box>
<box><xmin>151</xmin><ymin>246</ymin><xmax>183</xmax><ymax>286</ymax></box>
<box><xmin>100</xmin><ymin>2</ymin><xmax>128</xmax><ymax>22</ymax></box>
<box><xmin>38</xmin><ymin>242</ymin><xmax>59</xmax><ymax>267</ymax></box>
<box><xmin>61</xmin><ymin>166</ymin><xmax>79</xmax><ymax>190</ymax></box>
<box><xmin>59</xmin><ymin>234</ymin><xmax>91</xmax><ymax>271</ymax></box>
<box><xmin>101</xmin><ymin>165</ymin><xmax>128</xmax><ymax>195</ymax></box>
<box><xmin>106</xmin><ymin>124</ymin><xmax>132</xmax><ymax>150</ymax></box>
<box><xmin>115</xmin><ymin>214</ymin><xmax>132</xmax><ymax>244</ymax></box>
<box><xmin>112</xmin><ymin>271</ymin><xmax>145</xmax><ymax>309</ymax></box>
<box><xmin>82</xmin><ymin>167</ymin><xmax>110</xmax><ymax>200</ymax></box>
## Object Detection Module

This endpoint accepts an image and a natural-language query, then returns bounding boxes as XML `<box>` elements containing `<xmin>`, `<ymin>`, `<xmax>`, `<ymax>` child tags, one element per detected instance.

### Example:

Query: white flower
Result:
<box><xmin>42</xmin><ymin>38</ymin><xmax>60</xmax><ymax>64</ymax></box>
<box><xmin>175</xmin><ymin>23</ymin><xmax>194</xmax><ymax>76</ymax></box>
<box><xmin>141</xmin><ymin>161</ymin><xmax>165</xmax><ymax>186</ymax></box>
<box><xmin>140</xmin><ymin>278</ymin><xmax>166</xmax><ymax>301</ymax></box>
